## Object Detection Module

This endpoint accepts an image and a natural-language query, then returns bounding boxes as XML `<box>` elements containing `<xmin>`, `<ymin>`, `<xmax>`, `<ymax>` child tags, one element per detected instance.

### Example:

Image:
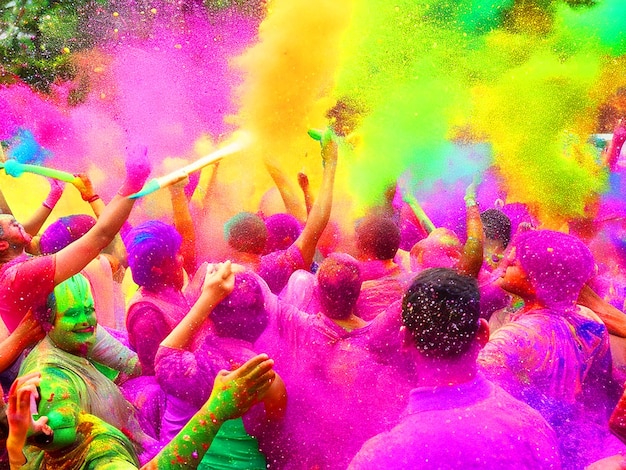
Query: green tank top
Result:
<box><xmin>198</xmin><ymin>417</ymin><xmax>267</xmax><ymax>470</ymax></box>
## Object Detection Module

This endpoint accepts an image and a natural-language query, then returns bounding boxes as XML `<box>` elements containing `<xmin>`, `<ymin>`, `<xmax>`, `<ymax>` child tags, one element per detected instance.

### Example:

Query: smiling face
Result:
<box><xmin>48</xmin><ymin>275</ymin><xmax>97</xmax><ymax>356</ymax></box>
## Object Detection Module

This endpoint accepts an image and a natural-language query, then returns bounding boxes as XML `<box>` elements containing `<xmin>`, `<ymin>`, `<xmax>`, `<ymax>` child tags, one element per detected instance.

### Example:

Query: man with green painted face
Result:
<box><xmin>19</xmin><ymin>274</ymin><xmax>158</xmax><ymax>464</ymax></box>
<box><xmin>9</xmin><ymin>264</ymin><xmax>278</xmax><ymax>469</ymax></box>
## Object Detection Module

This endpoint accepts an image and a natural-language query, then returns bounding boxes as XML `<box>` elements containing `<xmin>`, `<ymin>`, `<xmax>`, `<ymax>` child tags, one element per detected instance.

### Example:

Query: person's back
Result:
<box><xmin>349</xmin><ymin>376</ymin><xmax>560</xmax><ymax>470</ymax></box>
<box><xmin>349</xmin><ymin>268</ymin><xmax>561</xmax><ymax>470</ymax></box>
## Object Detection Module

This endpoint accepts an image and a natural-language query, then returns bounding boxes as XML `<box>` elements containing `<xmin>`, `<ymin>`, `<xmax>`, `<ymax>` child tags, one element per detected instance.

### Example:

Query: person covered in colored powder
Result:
<box><xmin>348</xmin><ymin>268</ymin><xmax>561</xmax><ymax>469</ymax></box>
<box><xmin>4</xmin><ymin>354</ymin><xmax>277</xmax><ymax>470</ymax></box>
<box><xmin>122</xmin><ymin>218</ymin><xmax>207</xmax><ymax>441</ymax></box>
<box><xmin>351</xmin><ymin>213</ymin><xmax>407</xmax><ymax>321</ymax></box>
<box><xmin>478</xmin><ymin>229</ymin><xmax>623</xmax><ymax>468</ymax></box>
<box><xmin>155</xmin><ymin>262</ymin><xmax>287</xmax><ymax>469</ymax></box>
<box><xmin>256</xmin><ymin>252</ymin><xmax>412</xmax><ymax>469</ymax></box>
<box><xmin>20</xmin><ymin>274</ymin><xmax>159</xmax><ymax>464</ymax></box>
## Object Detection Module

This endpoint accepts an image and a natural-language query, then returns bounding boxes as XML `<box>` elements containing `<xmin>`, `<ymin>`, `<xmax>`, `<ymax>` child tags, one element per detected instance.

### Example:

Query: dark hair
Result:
<box><xmin>124</xmin><ymin>221</ymin><xmax>182</xmax><ymax>289</ymax></box>
<box><xmin>480</xmin><ymin>209</ymin><xmax>512</xmax><ymax>248</ymax></box>
<box><xmin>355</xmin><ymin>215</ymin><xmax>401</xmax><ymax>260</ymax></box>
<box><xmin>402</xmin><ymin>268</ymin><xmax>480</xmax><ymax>358</ymax></box>
<box><xmin>210</xmin><ymin>272</ymin><xmax>268</xmax><ymax>343</ymax></box>
<box><xmin>224</xmin><ymin>212</ymin><xmax>267</xmax><ymax>255</ymax></box>
<box><xmin>317</xmin><ymin>253</ymin><xmax>362</xmax><ymax>320</ymax></box>
<box><xmin>39</xmin><ymin>214</ymin><xmax>97</xmax><ymax>255</ymax></box>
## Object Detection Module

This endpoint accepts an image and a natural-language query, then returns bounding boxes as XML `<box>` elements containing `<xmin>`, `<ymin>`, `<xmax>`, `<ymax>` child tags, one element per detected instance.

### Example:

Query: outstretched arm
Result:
<box><xmin>578</xmin><ymin>284</ymin><xmax>626</xmax><ymax>337</ymax></box>
<box><xmin>52</xmin><ymin>145</ymin><xmax>150</xmax><ymax>285</ymax></box>
<box><xmin>294</xmin><ymin>133</ymin><xmax>338</xmax><ymax>268</ymax></box>
<box><xmin>264</xmin><ymin>159</ymin><xmax>307</xmax><ymax>222</ymax></box>
<box><xmin>298</xmin><ymin>172</ymin><xmax>314</xmax><ymax>216</ymax></box>
<box><xmin>21</xmin><ymin>179</ymin><xmax>64</xmax><ymax>238</ymax></box>
<box><xmin>455</xmin><ymin>178</ymin><xmax>484</xmax><ymax>278</ymax></box>
<box><xmin>169</xmin><ymin>179</ymin><xmax>197</xmax><ymax>276</ymax></box>
<box><xmin>160</xmin><ymin>261</ymin><xmax>235</xmax><ymax>351</ymax></box>
<box><xmin>142</xmin><ymin>354</ymin><xmax>276</xmax><ymax>470</ymax></box>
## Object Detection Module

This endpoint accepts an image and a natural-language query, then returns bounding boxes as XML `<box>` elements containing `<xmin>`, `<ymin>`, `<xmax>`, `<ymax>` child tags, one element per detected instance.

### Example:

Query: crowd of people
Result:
<box><xmin>1</xmin><ymin>124</ymin><xmax>626</xmax><ymax>470</ymax></box>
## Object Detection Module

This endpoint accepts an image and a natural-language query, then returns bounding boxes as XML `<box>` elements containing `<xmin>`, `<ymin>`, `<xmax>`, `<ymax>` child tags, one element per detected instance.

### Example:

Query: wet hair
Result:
<box><xmin>264</xmin><ymin>213</ymin><xmax>302</xmax><ymax>254</ymax></box>
<box><xmin>210</xmin><ymin>271</ymin><xmax>268</xmax><ymax>343</ymax></box>
<box><xmin>317</xmin><ymin>253</ymin><xmax>362</xmax><ymax>320</ymax></box>
<box><xmin>480</xmin><ymin>209</ymin><xmax>512</xmax><ymax>248</ymax></box>
<box><xmin>224</xmin><ymin>212</ymin><xmax>267</xmax><ymax>255</ymax></box>
<box><xmin>355</xmin><ymin>214</ymin><xmax>401</xmax><ymax>260</ymax></box>
<box><xmin>514</xmin><ymin>229</ymin><xmax>594</xmax><ymax>308</ymax></box>
<box><xmin>39</xmin><ymin>214</ymin><xmax>97</xmax><ymax>255</ymax></box>
<box><xmin>402</xmin><ymin>268</ymin><xmax>480</xmax><ymax>359</ymax></box>
<box><xmin>124</xmin><ymin>221</ymin><xmax>182</xmax><ymax>289</ymax></box>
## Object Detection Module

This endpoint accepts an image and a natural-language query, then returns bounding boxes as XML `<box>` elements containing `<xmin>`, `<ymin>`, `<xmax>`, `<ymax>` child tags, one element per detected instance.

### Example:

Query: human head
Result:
<box><xmin>480</xmin><ymin>208</ymin><xmax>511</xmax><ymax>265</ymax></box>
<box><xmin>317</xmin><ymin>253</ymin><xmax>362</xmax><ymax>320</ymax></box>
<box><xmin>224</xmin><ymin>212</ymin><xmax>267</xmax><ymax>255</ymax></box>
<box><xmin>124</xmin><ymin>220</ymin><xmax>183</xmax><ymax>290</ymax></box>
<box><xmin>355</xmin><ymin>214</ymin><xmax>400</xmax><ymax>261</ymax></box>
<box><xmin>0</xmin><ymin>214</ymin><xmax>31</xmax><ymax>252</ymax></box>
<box><xmin>39</xmin><ymin>214</ymin><xmax>96</xmax><ymax>255</ymax></box>
<box><xmin>402</xmin><ymin>268</ymin><xmax>480</xmax><ymax>359</ymax></box>
<box><xmin>264</xmin><ymin>213</ymin><xmax>302</xmax><ymax>254</ymax></box>
<box><xmin>409</xmin><ymin>227</ymin><xmax>461</xmax><ymax>272</ymax></box>
<box><xmin>503</xmin><ymin>229</ymin><xmax>594</xmax><ymax>308</ymax></box>
<box><xmin>210</xmin><ymin>271</ymin><xmax>268</xmax><ymax>343</ymax></box>
<box><xmin>37</xmin><ymin>273</ymin><xmax>97</xmax><ymax>356</ymax></box>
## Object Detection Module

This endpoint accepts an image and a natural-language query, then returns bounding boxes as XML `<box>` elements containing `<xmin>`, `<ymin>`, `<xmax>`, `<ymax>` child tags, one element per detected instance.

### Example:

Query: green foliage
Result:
<box><xmin>0</xmin><ymin>0</ymin><xmax>96</xmax><ymax>91</ymax></box>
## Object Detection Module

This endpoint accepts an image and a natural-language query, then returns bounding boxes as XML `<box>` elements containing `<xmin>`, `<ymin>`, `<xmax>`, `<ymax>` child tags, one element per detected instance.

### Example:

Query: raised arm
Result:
<box><xmin>6</xmin><ymin>372</ymin><xmax>53</xmax><ymax>470</ymax></box>
<box><xmin>265</xmin><ymin>158</ymin><xmax>307</xmax><ymax>222</ymax></box>
<box><xmin>455</xmin><ymin>179</ymin><xmax>484</xmax><ymax>278</ymax></box>
<box><xmin>298</xmin><ymin>172</ymin><xmax>314</xmax><ymax>216</ymax></box>
<box><xmin>293</xmin><ymin>133</ymin><xmax>338</xmax><ymax>267</ymax></box>
<box><xmin>22</xmin><ymin>179</ymin><xmax>64</xmax><ymax>237</ymax></box>
<box><xmin>71</xmin><ymin>173</ymin><xmax>106</xmax><ymax>218</ymax></box>
<box><xmin>52</xmin><ymin>145</ymin><xmax>150</xmax><ymax>285</ymax></box>
<box><xmin>71</xmin><ymin>172</ymin><xmax>128</xmax><ymax>268</ymax></box>
<box><xmin>169</xmin><ymin>179</ymin><xmax>197</xmax><ymax>276</ymax></box>
<box><xmin>160</xmin><ymin>261</ymin><xmax>235</xmax><ymax>351</ymax></box>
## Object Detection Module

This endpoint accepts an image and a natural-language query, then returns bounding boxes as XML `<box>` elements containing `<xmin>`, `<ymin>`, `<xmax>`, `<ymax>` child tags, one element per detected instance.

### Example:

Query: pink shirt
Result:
<box><xmin>0</xmin><ymin>254</ymin><xmax>55</xmax><ymax>332</ymax></box>
<box><xmin>349</xmin><ymin>374</ymin><xmax>561</xmax><ymax>470</ymax></box>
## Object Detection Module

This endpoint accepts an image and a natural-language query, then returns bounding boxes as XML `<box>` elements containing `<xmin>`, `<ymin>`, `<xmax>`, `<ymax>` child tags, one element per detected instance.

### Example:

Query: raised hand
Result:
<box><xmin>207</xmin><ymin>353</ymin><xmax>276</xmax><ymax>422</ymax></box>
<box><xmin>120</xmin><ymin>144</ymin><xmax>151</xmax><ymax>197</ymax></box>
